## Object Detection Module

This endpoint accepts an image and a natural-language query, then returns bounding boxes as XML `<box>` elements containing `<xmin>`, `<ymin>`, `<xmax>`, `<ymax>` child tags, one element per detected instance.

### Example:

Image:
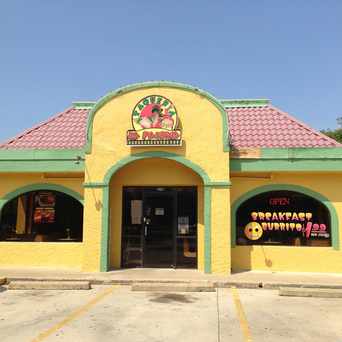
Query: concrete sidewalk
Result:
<box><xmin>1</xmin><ymin>267</ymin><xmax>342</xmax><ymax>289</ymax></box>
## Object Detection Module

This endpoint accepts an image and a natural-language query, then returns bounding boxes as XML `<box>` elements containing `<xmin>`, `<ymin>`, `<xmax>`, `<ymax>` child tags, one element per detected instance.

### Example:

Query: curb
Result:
<box><xmin>263</xmin><ymin>282</ymin><xmax>342</xmax><ymax>290</ymax></box>
<box><xmin>8</xmin><ymin>281</ymin><xmax>91</xmax><ymax>290</ymax></box>
<box><xmin>279</xmin><ymin>287</ymin><xmax>342</xmax><ymax>298</ymax></box>
<box><xmin>131</xmin><ymin>282</ymin><xmax>216</xmax><ymax>292</ymax></box>
<box><xmin>2</xmin><ymin>276</ymin><xmax>342</xmax><ymax>290</ymax></box>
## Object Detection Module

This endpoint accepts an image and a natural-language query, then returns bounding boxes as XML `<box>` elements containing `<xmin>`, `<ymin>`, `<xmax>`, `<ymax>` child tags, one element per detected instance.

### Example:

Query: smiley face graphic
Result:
<box><xmin>244</xmin><ymin>222</ymin><xmax>263</xmax><ymax>240</ymax></box>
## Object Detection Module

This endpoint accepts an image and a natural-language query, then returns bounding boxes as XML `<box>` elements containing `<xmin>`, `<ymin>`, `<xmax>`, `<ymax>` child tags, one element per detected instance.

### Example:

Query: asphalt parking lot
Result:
<box><xmin>0</xmin><ymin>285</ymin><xmax>341</xmax><ymax>342</ymax></box>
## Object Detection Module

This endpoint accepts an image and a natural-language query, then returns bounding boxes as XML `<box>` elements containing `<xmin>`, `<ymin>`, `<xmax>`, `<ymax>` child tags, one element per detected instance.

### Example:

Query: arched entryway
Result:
<box><xmin>107</xmin><ymin>156</ymin><xmax>205</xmax><ymax>271</ymax></box>
<box><xmin>0</xmin><ymin>185</ymin><xmax>84</xmax><ymax>242</ymax></box>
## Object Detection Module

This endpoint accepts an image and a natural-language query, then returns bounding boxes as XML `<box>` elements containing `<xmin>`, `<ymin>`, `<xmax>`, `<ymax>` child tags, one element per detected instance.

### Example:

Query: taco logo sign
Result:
<box><xmin>126</xmin><ymin>95</ymin><xmax>182</xmax><ymax>146</ymax></box>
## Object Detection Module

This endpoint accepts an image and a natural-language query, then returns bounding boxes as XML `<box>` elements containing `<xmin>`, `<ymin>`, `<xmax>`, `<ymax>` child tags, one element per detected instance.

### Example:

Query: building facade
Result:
<box><xmin>0</xmin><ymin>81</ymin><xmax>341</xmax><ymax>274</ymax></box>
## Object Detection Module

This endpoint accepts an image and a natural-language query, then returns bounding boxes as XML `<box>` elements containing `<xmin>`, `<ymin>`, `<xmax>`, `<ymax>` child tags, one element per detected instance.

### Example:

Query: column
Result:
<box><xmin>82</xmin><ymin>183</ymin><xmax>108</xmax><ymax>272</ymax></box>
<box><xmin>204</xmin><ymin>184</ymin><xmax>231</xmax><ymax>275</ymax></box>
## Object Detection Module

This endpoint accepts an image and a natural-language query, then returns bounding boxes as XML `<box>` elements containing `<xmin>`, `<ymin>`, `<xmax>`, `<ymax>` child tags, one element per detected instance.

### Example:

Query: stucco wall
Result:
<box><xmin>86</xmin><ymin>86</ymin><xmax>229</xmax><ymax>182</ymax></box>
<box><xmin>231</xmin><ymin>172</ymin><xmax>342</xmax><ymax>273</ymax></box>
<box><xmin>0</xmin><ymin>173</ymin><xmax>84</xmax><ymax>269</ymax></box>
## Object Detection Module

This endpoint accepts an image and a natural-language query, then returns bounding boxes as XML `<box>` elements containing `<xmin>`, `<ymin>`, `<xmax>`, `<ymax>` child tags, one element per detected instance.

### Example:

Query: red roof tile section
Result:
<box><xmin>227</xmin><ymin>104</ymin><xmax>340</xmax><ymax>148</ymax></box>
<box><xmin>0</xmin><ymin>103</ymin><xmax>340</xmax><ymax>149</ymax></box>
<box><xmin>0</xmin><ymin>107</ymin><xmax>88</xmax><ymax>149</ymax></box>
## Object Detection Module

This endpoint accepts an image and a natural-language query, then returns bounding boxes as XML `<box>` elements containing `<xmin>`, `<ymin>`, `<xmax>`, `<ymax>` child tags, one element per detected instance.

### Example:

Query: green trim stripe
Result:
<box><xmin>85</xmin><ymin>81</ymin><xmax>230</xmax><ymax>153</ymax></box>
<box><xmin>221</xmin><ymin>99</ymin><xmax>269</xmax><ymax>108</ymax></box>
<box><xmin>230</xmin><ymin>159</ymin><xmax>342</xmax><ymax>172</ymax></box>
<box><xmin>72</xmin><ymin>101</ymin><xmax>96</xmax><ymax>109</ymax></box>
<box><xmin>231</xmin><ymin>147</ymin><xmax>342</xmax><ymax>172</ymax></box>
<box><xmin>0</xmin><ymin>161</ymin><xmax>84</xmax><ymax>173</ymax></box>
<box><xmin>206</xmin><ymin>181</ymin><xmax>231</xmax><ymax>187</ymax></box>
<box><xmin>83</xmin><ymin>182</ymin><xmax>107</xmax><ymax>188</ymax></box>
<box><xmin>231</xmin><ymin>184</ymin><xmax>339</xmax><ymax>250</ymax></box>
<box><xmin>100</xmin><ymin>186</ymin><xmax>110</xmax><ymax>272</ymax></box>
<box><xmin>0</xmin><ymin>149</ymin><xmax>85</xmax><ymax>173</ymax></box>
<box><xmin>204</xmin><ymin>187</ymin><xmax>212</xmax><ymax>273</ymax></box>
<box><xmin>0</xmin><ymin>149</ymin><xmax>85</xmax><ymax>160</ymax></box>
<box><xmin>260</xmin><ymin>147</ymin><xmax>342</xmax><ymax>159</ymax></box>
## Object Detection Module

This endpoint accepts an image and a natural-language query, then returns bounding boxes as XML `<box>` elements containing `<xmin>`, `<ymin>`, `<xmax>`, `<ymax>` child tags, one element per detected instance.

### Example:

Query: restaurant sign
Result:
<box><xmin>127</xmin><ymin>95</ymin><xmax>182</xmax><ymax>146</ymax></box>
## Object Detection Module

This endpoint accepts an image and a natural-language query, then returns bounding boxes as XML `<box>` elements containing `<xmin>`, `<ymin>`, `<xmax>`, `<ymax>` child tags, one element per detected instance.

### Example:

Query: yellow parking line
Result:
<box><xmin>231</xmin><ymin>287</ymin><xmax>252</xmax><ymax>342</ymax></box>
<box><xmin>31</xmin><ymin>286</ymin><xmax>117</xmax><ymax>342</ymax></box>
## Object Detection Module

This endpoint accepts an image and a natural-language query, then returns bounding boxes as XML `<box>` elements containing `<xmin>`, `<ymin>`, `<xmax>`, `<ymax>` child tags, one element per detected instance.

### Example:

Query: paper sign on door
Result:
<box><xmin>131</xmin><ymin>200</ymin><xmax>143</xmax><ymax>224</ymax></box>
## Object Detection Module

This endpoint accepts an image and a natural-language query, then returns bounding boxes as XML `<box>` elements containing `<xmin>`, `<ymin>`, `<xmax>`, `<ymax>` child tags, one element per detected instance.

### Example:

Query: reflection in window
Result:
<box><xmin>0</xmin><ymin>190</ymin><xmax>83</xmax><ymax>242</ymax></box>
<box><xmin>236</xmin><ymin>190</ymin><xmax>331</xmax><ymax>247</ymax></box>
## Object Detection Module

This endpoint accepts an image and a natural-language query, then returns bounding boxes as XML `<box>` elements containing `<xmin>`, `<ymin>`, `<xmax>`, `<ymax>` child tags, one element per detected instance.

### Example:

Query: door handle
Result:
<box><xmin>144</xmin><ymin>226</ymin><xmax>148</xmax><ymax>237</ymax></box>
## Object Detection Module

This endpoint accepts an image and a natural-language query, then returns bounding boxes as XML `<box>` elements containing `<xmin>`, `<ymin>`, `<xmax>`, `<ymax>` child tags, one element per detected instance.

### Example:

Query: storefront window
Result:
<box><xmin>236</xmin><ymin>190</ymin><xmax>331</xmax><ymax>247</ymax></box>
<box><xmin>0</xmin><ymin>190</ymin><xmax>83</xmax><ymax>242</ymax></box>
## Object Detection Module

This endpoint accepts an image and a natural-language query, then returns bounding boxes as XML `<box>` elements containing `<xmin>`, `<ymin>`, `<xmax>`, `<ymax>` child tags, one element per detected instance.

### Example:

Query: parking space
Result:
<box><xmin>0</xmin><ymin>286</ymin><xmax>341</xmax><ymax>342</ymax></box>
<box><xmin>238</xmin><ymin>289</ymin><xmax>342</xmax><ymax>342</ymax></box>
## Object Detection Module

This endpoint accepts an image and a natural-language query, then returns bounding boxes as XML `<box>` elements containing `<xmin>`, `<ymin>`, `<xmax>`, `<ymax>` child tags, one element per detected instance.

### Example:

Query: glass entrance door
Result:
<box><xmin>121</xmin><ymin>187</ymin><xmax>197</xmax><ymax>269</ymax></box>
<box><xmin>143</xmin><ymin>190</ymin><xmax>176</xmax><ymax>267</ymax></box>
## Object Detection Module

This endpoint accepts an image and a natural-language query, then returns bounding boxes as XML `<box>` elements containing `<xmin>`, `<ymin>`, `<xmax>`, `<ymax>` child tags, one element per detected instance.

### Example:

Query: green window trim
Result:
<box><xmin>231</xmin><ymin>184</ymin><xmax>339</xmax><ymax>250</ymax></box>
<box><xmin>85</xmin><ymin>81</ymin><xmax>230</xmax><ymax>154</ymax></box>
<box><xmin>0</xmin><ymin>183</ymin><xmax>84</xmax><ymax>212</ymax></box>
<box><xmin>102</xmin><ymin>151</ymin><xmax>211</xmax><ymax>185</ymax></box>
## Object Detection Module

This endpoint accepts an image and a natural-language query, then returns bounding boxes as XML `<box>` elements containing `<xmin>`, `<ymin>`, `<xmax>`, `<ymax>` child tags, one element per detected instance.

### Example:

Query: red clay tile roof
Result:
<box><xmin>0</xmin><ymin>102</ymin><xmax>339</xmax><ymax>150</ymax></box>
<box><xmin>0</xmin><ymin>107</ymin><xmax>88</xmax><ymax>149</ymax></box>
<box><xmin>227</xmin><ymin>104</ymin><xmax>340</xmax><ymax>148</ymax></box>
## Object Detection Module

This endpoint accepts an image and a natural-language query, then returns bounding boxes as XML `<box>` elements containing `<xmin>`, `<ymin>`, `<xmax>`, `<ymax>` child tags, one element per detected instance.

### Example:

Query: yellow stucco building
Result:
<box><xmin>0</xmin><ymin>81</ymin><xmax>341</xmax><ymax>274</ymax></box>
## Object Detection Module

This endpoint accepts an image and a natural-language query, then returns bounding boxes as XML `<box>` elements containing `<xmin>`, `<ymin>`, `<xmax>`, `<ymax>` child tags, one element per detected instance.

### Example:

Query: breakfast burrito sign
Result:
<box><xmin>244</xmin><ymin>209</ymin><xmax>330</xmax><ymax>241</ymax></box>
<box><xmin>127</xmin><ymin>95</ymin><xmax>182</xmax><ymax>146</ymax></box>
<box><xmin>237</xmin><ymin>193</ymin><xmax>331</xmax><ymax>246</ymax></box>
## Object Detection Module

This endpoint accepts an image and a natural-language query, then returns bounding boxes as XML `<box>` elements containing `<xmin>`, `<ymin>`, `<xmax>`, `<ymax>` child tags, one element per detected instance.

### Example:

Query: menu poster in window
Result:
<box><xmin>178</xmin><ymin>216</ymin><xmax>189</xmax><ymax>235</ymax></box>
<box><xmin>34</xmin><ymin>192</ymin><xmax>56</xmax><ymax>224</ymax></box>
<box><xmin>35</xmin><ymin>192</ymin><xmax>56</xmax><ymax>208</ymax></box>
<box><xmin>33</xmin><ymin>208</ymin><xmax>55</xmax><ymax>224</ymax></box>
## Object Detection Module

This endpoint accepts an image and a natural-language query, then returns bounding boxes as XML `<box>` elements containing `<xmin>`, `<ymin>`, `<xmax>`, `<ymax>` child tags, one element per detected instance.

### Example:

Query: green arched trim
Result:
<box><xmin>98</xmin><ymin>151</ymin><xmax>227</xmax><ymax>273</ymax></box>
<box><xmin>85</xmin><ymin>81</ymin><xmax>230</xmax><ymax>154</ymax></box>
<box><xmin>0</xmin><ymin>183</ymin><xmax>84</xmax><ymax>212</ymax></box>
<box><xmin>103</xmin><ymin>151</ymin><xmax>211</xmax><ymax>185</ymax></box>
<box><xmin>231</xmin><ymin>184</ymin><xmax>339</xmax><ymax>250</ymax></box>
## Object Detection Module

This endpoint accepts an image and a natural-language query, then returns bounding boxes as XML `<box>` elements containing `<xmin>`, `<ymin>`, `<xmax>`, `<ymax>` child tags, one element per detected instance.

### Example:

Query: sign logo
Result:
<box><xmin>127</xmin><ymin>95</ymin><xmax>182</xmax><ymax>146</ymax></box>
<box><xmin>244</xmin><ymin>222</ymin><xmax>263</xmax><ymax>240</ymax></box>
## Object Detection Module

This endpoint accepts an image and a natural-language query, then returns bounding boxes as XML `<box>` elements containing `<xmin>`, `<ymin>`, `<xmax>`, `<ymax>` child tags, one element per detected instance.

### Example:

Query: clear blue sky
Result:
<box><xmin>1</xmin><ymin>1</ymin><xmax>341</xmax><ymax>143</ymax></box>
